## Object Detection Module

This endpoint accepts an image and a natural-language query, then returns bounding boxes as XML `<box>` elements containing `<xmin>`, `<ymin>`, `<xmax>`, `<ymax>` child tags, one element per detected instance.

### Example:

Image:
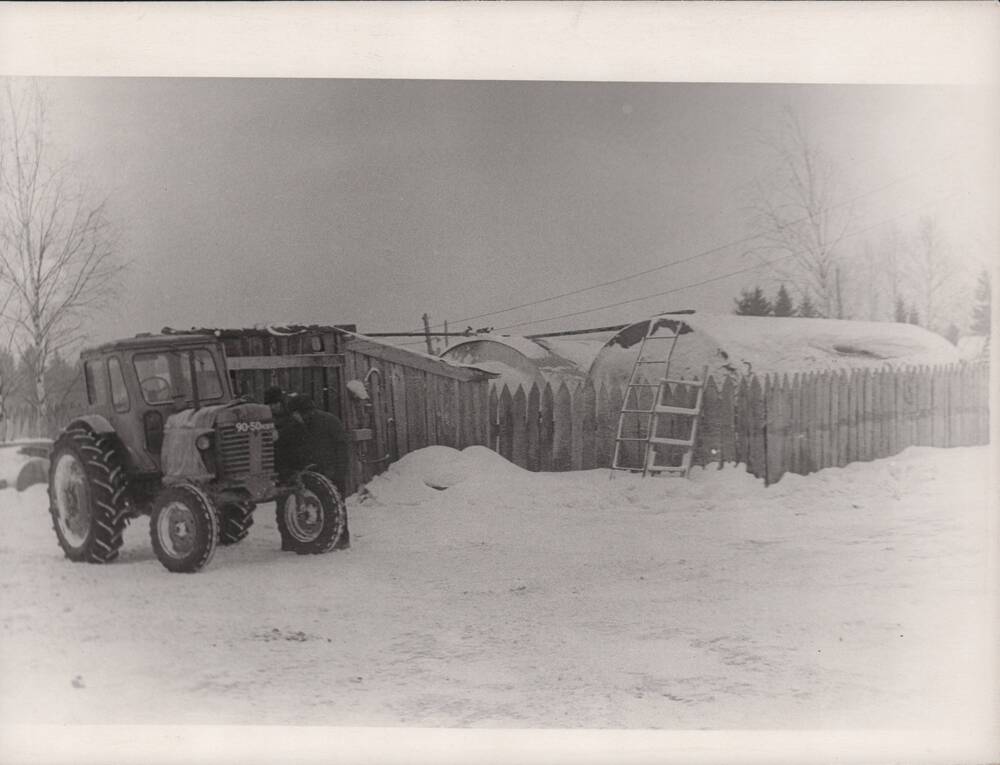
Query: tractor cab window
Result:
<box><xmin>84</xmin><ymin>360</ymin><xmax>110</xmax><ymax>405</ymax></box>
<box><xmin>181</xmin><ymin>349</ymin><xmax>224</xmax><ymax>400</ymax></box>
<box><xmin>133</xmin><ymin>349</ymin><xmax>224</xmax><ymax>405</ymax></box>
<box><xmin>107</xmin><ymin>357</ymin><xmax>130</xmax><ymax>412</ymax></box>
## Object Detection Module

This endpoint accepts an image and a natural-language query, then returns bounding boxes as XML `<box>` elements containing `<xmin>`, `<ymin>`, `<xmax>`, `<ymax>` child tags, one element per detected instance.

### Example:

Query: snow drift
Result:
<box><xmin>0</xmin><ymin>443</ymin><xmax>995</xmax><ymax>743</ymax></box>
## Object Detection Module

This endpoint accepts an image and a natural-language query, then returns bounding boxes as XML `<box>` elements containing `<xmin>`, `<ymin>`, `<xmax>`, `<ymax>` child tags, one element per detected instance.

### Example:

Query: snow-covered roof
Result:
<box><xmin>589</xmin><ymin>312</ymin><xmax>963</xmax><ymax>382</ymax></box>
<box><xmin>442</xmin><ymin>334</ymin><xmax>606</xmax><ymax>389</ymax></box>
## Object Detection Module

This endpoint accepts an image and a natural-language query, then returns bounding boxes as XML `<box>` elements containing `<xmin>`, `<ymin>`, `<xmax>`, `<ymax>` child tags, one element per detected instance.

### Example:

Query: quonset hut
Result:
<box><xmin>441</xmin><ymin>334</ymin><xmax>607</xmax><ymax>391</ymax></box>
<box><xmin>586</xmin><ymin>311</ymin><xmax>963</xmax><ymax>386</ymax></box>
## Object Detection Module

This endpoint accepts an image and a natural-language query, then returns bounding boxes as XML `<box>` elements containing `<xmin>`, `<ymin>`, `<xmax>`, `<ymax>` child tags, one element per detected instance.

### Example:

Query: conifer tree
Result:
<box><xmin>733</xmin><ymin>286</ymin><xmax>773</xmax><ymax>316</ymax></box>
<box><xmin>970</xmin><ymin>270</ymin><xmax>991</xmax><ymax>335</ymax></box>
<box><xmin>772</xmin><ymin>284</ymin><xmax>795</xmax><ymax>317</ymax></box>
<box><xmin>797</xmin><ymin>292</ymin><xmax>821</xmax><ymax>318</ymax></box>
<box><xmin>894</xmin><ymin>296</ymin><xmax>908</xmax><ymax>323</ymax></box>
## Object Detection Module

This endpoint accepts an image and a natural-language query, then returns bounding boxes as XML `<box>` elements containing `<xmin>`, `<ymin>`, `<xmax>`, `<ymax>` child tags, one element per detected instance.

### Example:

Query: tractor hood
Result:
<box><xmin>162</xmin><ymin>402</ymin><xmax>273</xmax><ymax>481</ymax></box>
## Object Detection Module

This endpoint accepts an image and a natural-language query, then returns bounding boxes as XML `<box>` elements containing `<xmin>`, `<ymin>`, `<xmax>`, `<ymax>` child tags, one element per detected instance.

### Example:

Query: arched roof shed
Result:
<box><xmin>587</xmin><ymin>312</ymin><xmax>963</xmax><ymax>386</ymax></box>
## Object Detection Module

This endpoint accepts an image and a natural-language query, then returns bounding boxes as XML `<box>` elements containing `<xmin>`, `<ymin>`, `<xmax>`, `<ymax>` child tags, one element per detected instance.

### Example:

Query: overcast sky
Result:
<box><xmin>32</xmin><ymin>78</ymin><xmax>997</xmax><ymax>347</ymax></box>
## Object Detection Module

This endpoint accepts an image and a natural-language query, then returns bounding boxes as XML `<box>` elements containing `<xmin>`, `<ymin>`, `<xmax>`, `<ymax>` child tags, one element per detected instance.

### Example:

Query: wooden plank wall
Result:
<box><xmin>221</xmin><ymin>329</ymin><xmax>346</xmax><ymax>419</ymax></box>
<box><xmin>487</xmin><ymin>362</ymin><xmax>991</xmax><ymax>484</ymax></box>
<box><xmin>342</xmin><ymin>341</ymin><xmax>492</xmax><ymax>491</ymax></box>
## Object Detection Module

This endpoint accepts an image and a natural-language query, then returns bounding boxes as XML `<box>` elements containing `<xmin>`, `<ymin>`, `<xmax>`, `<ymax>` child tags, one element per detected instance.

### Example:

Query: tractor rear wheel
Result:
<box><xmin>219</xmin><ymin>502</ymin><xmax>254</xmax><ymax>545</ymax></box>
<box><xmin>150</xmin><ymin>484</ymin><xmax>219</xmax><ymax>573</ymax></box>
<box><xmin>276</xmin><ymin>471</ymin><xmax>345</xmax><ymax>555</ymax></box>
<box><xmin>48</xmin><ymin>426</ymin><xmax>128</xmax><ymax>563</ymax></box>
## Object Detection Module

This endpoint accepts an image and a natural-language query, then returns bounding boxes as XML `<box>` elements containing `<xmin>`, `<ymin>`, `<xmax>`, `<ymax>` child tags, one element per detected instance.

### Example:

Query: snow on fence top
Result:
<box><xmin>589</xmin><ymin>312</ymin><xmax>964</xmax><ymax>385</ymax></box>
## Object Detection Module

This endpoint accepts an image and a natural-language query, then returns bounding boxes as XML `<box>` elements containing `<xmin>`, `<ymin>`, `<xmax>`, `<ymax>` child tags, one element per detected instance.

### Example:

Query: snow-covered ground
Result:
<box><xmin>0</xmin><ymin>445</ymin><xmax>997</xmax><ymax>758</ymax></box>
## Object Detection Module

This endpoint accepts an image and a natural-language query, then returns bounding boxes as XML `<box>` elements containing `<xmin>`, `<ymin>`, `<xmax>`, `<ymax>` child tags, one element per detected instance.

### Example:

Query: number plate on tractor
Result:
<box><xmin>234</xmin><ymin>421</ymin><xmax>272</xmax><ymax>433</ymax></box>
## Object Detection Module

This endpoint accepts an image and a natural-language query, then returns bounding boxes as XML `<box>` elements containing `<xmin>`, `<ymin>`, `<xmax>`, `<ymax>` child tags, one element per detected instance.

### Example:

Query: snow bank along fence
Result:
<box><xmin>488</xmin><ymin>361</ymin><xmax>991</xmax><ymax>485</ymax></box>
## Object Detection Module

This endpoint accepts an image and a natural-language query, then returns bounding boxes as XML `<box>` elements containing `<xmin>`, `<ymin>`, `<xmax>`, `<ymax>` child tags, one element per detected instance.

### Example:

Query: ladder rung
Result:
<box><xmin>653</xmin><ymin>405</ymin><xmax>700</xmax><ymax>416</ymax></box>
<box><xmin>641</xmin><ymin>334</ymin><xmax>680</xmax><ymax>340</ymax></box>
<box><xmin>621</xmin><ymin>408</ymin><xmax>655</xmax><ymax>414</ymax></box>
<box><xmin>648</xmin><ymin>466</ymin><xmax>687</xmax><ymax>473</ymax></box>
<box><xmin>615</xmin><ymin>436</ymin><xmax>650</xmax><ymax>442</ymax></box>
<box><xmin>625</xmin><ymin>383</ymin><xmax>661</xmax><ymax>388</ymax></box>
<box><xmin>649</xmin><ymin>436</ymin><xmax>694</xmax><ymax>447</ymax></box>
<box><xmin>636</xmin><ymin>360</ymin><xmax>668</xmax><ymax>365</ymax></box>
<box><xmin>662</xmin><ymin>378</ymin><xmax>704</xmax><ymax>387</ymax></box>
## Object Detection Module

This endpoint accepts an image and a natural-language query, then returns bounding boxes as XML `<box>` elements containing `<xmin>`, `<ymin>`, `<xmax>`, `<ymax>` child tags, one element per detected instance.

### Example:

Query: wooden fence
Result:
<box><xmin>488</xmin><ymin>362</ymin><xmax>991</xmax><ymax>485</ymax></box>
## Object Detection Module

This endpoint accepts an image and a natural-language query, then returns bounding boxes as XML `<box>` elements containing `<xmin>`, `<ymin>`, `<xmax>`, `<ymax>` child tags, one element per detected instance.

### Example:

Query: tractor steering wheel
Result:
<box><xmin>141</xmin><ymin>376</ymin><xmax>172</xmax><ymax>402</ymax></box>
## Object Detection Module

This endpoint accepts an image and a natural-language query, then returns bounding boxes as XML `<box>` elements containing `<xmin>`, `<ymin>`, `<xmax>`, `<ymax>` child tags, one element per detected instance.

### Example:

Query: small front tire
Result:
<box><xmin>276</xmin><ymin>471</ymin><xmax>345</xmax><ymax>555</ymax></box>
<box><xmin>150</xmin><ymin>484</ymin><xmax>219</xmax><ymax>573</ymax></box>
<box><xmin>219</xmin><ymin>502</ymin><xmax>254</xmax><ymax>545</ymax></box>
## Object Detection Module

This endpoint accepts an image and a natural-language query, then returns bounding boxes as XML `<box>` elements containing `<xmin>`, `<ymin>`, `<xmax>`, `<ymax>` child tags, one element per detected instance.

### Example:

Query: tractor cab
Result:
<box><xmin>78</xmin><ymin>334</ymin><xmax>247</xmax><ymax>473</ymax></box>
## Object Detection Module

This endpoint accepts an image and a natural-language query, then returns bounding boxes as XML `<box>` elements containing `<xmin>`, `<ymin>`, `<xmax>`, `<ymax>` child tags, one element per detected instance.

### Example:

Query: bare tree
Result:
<box><xmin>0</xmin><ymin>283</ymin><xmax>20</xmax><ymax>440</ymax></box>
<box><xmin>0</xmin><ymin>80</ymin><xmax>120</xmax><ymax>428</ymax></box>
<box><xmin>909</xmin><ymin>215</ymin><xmax>965</xmax><ymax>334</ymax></box>
<box><xmin>745</xmin><ymin>107</ymin><xmax>856</xmax><ymax>319</ymax></box>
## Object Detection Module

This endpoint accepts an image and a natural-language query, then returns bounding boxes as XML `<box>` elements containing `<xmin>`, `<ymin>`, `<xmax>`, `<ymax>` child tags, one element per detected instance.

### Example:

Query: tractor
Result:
<box><xmin>47</xmin><ymin>333</ymin><xmax>346</xmax><ymax>573</ymax></box>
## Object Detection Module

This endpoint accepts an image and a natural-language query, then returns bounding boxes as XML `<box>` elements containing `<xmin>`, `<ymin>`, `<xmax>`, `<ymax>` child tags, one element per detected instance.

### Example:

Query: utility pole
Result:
<box><xmin>443</xmin><ymin>320</ymin><xmax>449</xmax><ymax>351</ymax></box>
<box><xmin>422</xmin><ymin>313</ymin><xmax>434</xmax><ymax>354</ymax></box>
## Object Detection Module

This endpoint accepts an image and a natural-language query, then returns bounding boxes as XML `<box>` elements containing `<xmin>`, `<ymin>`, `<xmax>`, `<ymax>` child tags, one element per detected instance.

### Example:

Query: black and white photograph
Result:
<box><xmin>0</xmin><ymin>4</ymin><xmax>997</xmax><ymax>764</ymax></box>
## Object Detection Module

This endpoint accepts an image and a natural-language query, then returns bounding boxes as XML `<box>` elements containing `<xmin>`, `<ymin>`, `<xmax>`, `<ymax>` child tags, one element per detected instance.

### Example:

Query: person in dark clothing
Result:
<box><xmin>285</xmin><ymin>392</ymin><xmax>351</xmax><ymax>549</ymax></box>
<box><xmin>264</xmin><ymin>385</ymin><xmax>308</xmax><ymax>481</ymax></box>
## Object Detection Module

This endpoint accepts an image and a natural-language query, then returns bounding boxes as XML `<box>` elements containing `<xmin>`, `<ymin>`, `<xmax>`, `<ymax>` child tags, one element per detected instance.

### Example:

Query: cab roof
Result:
<box><xmin>81</xmin><ymin>333</ymin><xmax>221</xmax><ymax>357</ymax></box>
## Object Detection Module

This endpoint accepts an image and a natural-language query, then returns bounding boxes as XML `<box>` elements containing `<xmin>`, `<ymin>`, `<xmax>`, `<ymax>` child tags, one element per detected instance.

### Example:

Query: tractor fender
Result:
<box><xmin>68</xmin><ymin>414</ymin><xmax>116</xmax><ymax>435</ymax></box>
<box><xmin>64</xmin><ymin>415</ymin><xmax>149</xmax><ymax>473</ymax></box>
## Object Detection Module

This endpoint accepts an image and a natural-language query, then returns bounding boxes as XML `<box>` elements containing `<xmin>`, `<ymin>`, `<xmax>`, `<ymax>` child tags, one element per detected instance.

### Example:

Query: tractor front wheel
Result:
<box><xmin>276</xmin><ymin>471</ymin><xmax>345</xmax><ymax>555</ymax></box>
<box><xmin>150</xmin><ymin>484</ymin><xmax>219</xmax><ymax>573</ymax></box>
<box><xmin>48</xmin><ymin>427</ymin><xmax>128</xmax><ymax>563</ymax></box>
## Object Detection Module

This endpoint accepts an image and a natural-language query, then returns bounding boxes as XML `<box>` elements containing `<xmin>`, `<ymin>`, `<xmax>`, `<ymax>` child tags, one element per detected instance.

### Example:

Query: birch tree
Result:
<box><xmin>0</xmin><ymin>80</ymin><xmax>120</xmax><ymax>427</ymax></box>
<box><xmin>910</xmin><ymin>215</ymin><xmax>959</xmax><ymax>333</ymax></box>
<box><xmin>745</xmin><ymin>108</ymin><xmax>855</xmax><ymax>319</ymax></box>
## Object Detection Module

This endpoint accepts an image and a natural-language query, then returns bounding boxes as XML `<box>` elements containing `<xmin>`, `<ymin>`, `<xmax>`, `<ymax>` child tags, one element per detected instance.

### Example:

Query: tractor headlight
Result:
<box><xmin>195</xmin><ymin>434</ymin><xmax>212</xmax><ymax>451</ymax></box>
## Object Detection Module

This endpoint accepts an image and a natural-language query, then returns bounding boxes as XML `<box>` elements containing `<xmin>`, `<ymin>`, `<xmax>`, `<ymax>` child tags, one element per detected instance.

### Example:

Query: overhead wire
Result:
<box><xmin>392</xmin><ymin>186</ymin><xmax>962</xmax><ymax>346</ymax></box>
<box><xmin>419</xmin><ymin>150</ymin><xmax>961</xmax><ymax>333</ymax></box>
<box><xmin>490</xmin><ymin>188</ymin><xmax>963</xmax><ymax>333</ymax></box>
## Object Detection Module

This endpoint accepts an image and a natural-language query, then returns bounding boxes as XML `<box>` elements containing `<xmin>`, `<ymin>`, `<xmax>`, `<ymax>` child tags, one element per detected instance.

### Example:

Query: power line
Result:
<box><xmin>491</xmin><ymin>189</ymin><xmax>963</xmax><ymax>333</ymax></box>
<box><xmin>425</xmin><ymin>151</ymin><xmax>961</xmax><ymax>333</ymax></box>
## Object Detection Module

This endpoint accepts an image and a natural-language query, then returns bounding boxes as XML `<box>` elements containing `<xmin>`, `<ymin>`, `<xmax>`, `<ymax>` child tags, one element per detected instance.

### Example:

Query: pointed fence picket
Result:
<box><xmin>483</xmin><ymin>360</ymin><xmax>989</xmax><ymax>485</ymax></box>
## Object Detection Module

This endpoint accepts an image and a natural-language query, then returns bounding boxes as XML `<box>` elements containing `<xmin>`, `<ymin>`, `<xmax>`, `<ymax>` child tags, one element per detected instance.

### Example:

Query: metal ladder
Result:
<box><xmin>610</xmin><ymin>319</ymin><xmax>706</xmax><ymax>478</ymax></box>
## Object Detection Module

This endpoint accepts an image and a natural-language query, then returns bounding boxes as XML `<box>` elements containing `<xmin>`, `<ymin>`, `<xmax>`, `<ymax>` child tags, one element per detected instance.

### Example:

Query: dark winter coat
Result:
<box><xmin>297</xmin><ymin>407</ymin><xmax>350</xmax><ymax>492</ymax></box>
<box><xmin>289</xmin><ymin>400</ymin><xmax>351</xmax><ymax>550</ymax></box>
<box><xmin>273</xmin><ymin>411</ymin><xmax>309</xmax><ymax>479</ymax></box>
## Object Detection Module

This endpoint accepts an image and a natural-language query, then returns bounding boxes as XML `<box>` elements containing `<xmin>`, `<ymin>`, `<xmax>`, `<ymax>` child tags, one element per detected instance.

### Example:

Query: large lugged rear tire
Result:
<box><xmin>150</xmin><ymin>484</ymin><xmax>219</xmax><ymax>573</ymax></box>
<box><xmin>276</xmin><ymin>471</ymin><xmax>345</xmax><ymax>555</ymax></box>
<box><xmin>48</xmin><ymin>426</ymin><xmax>129</xmax><ymax>563</ymax></box>
<box><xmin>219</xmin><ymin>502</ymin><xmax>254</xmax><ymax>546</ymax></box>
